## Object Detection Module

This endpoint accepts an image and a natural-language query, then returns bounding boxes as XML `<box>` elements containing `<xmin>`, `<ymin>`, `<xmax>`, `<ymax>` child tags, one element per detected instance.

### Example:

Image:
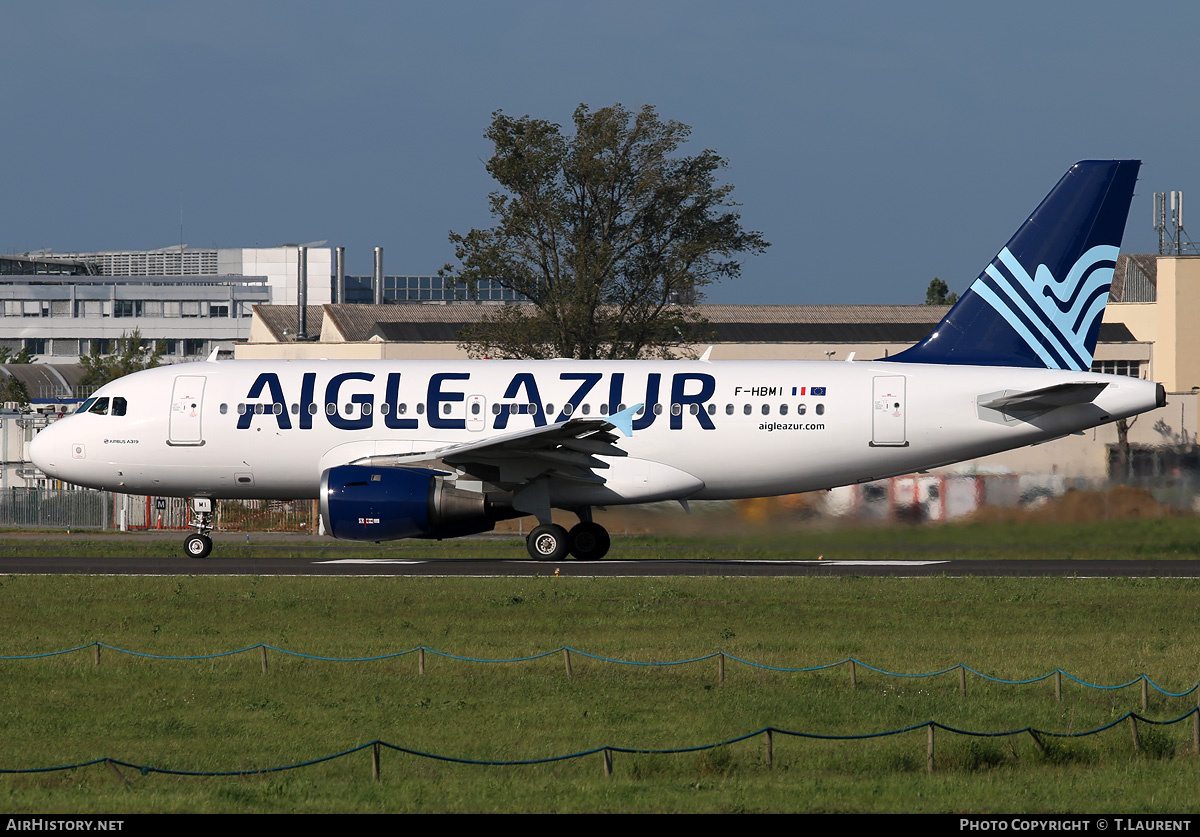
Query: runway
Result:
<box><xmin>4</xmin><ymin>553</ymin><xmax>1200</xmax><ymax>577</ymax></box>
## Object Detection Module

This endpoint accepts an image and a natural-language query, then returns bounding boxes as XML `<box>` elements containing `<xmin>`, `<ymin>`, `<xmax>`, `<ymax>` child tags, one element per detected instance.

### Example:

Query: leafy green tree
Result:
<box><xmin>0</xmin><ymin>347</ymin><xmax>33</xmax><ymax>408</ymax></box>
<box><xmin>80</xmin><ymin>330</ymin><xmax>165</xmax><ymax>390</ymax></box>
<box><xmin>0</xmin><ymin>373</ymin><xmax>30</xmax><ymax>407</ymax></box>
<box><xmin>925</xmin><ymin>277</ymin><xmax>958</xmax><ymax>305</ymax></box>
<box><xmin>445</xmin><ymin>103</ymin><xmax>769</xmax><ymax>359</ymax></box>
<box><xmin>0</xmin><ymin>346</ymin><xmax>34</xmax><ymax>364</ymax></box>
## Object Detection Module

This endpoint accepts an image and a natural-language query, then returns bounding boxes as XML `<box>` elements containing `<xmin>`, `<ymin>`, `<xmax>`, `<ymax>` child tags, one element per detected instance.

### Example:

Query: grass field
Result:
<box><xmin>6</xmin><ymin>511</ymin><xmax>1200</xmax><ymax>562</ymax></box>
<box><xmin>3</xmin><ymin>517</ymin><xmax>1200</xmax><ymax>812</ymax></box>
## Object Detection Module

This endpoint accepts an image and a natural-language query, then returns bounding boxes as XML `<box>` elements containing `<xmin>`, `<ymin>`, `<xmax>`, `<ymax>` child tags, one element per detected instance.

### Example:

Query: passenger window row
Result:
<box><xmin>217</xmin><ymin>401</ymin><xmax>828</xmax><ymax>418</ymax></box>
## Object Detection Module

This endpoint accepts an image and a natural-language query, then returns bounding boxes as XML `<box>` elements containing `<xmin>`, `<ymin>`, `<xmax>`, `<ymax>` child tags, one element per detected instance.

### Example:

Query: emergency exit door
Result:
<box><xmin>871</xmin><ymin>375</ymin><xmax>907</xmax><ymax>447</ymax></box>
<box><xmin>169</xmin><ymin>375</ymin><xmax>206</xmax><ymax>445</ymax></box>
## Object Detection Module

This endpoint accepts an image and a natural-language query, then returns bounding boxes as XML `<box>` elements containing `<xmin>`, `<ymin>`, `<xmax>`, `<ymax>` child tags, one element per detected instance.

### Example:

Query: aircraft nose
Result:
<box><xmin>28</xmin><ymin>422</ymin><xmax>60</xmax><ymax>478</ymax></box>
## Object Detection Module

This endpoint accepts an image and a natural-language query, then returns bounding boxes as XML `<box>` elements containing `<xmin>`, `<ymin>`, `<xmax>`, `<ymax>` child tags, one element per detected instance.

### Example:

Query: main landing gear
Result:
<box><xmin>184</xmin><ymin>497</ymin><xmax>214</xmax><ymax>559</ymax></box>
<box><xmin>525</xmin><ymin>511</ymin><xmax>611</xmax><ymax>561</ymax></box>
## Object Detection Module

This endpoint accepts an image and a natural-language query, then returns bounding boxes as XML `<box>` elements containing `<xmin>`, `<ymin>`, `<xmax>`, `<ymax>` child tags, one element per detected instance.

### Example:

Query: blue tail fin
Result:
<box><xmin>889</xmin><ymin>160</ymin><xmax>1140</xmax><ymax>370</ymax></box>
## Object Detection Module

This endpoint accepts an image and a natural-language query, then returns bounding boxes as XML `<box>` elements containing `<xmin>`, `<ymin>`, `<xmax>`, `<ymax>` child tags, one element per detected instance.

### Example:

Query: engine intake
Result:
<box><xmin>320</xmin><ymin>465</ymin><xmax>506</xmax><ymax>541</ymax></box>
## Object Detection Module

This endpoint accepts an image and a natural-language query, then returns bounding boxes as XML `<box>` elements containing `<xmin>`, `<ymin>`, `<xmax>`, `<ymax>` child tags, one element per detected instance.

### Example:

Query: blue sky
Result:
<box><xmin>4</xmin><ymin>1</ymin><xmax>1197</xmax><ymax>304</ymax></box>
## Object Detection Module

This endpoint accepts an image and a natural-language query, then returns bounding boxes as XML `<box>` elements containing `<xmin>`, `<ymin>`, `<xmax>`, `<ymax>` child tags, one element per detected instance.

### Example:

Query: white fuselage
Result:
<box><xmin>30</xmin><ymin>358</ymin><xmax>1161</xmax><ymax>505</ymax></box>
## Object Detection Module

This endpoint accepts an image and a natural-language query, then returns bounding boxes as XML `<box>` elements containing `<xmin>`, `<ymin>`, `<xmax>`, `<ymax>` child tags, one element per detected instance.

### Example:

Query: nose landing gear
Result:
<box><xmin>185</xmin><ymin>532</ymin><xmax>213</xmax><ymax>559</ymax></box>
<box><xmin>184</xmin><ymin>497</ymin><xmax>214</xmax><ymax>559</ymax></box>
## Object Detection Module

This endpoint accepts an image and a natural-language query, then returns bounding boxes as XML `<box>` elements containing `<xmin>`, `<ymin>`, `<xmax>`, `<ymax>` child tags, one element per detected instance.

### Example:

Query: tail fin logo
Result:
<box><xmin>972</xmin><ymin>244</ymin><xmax>1117</xmax><ymax>371</ymax></box>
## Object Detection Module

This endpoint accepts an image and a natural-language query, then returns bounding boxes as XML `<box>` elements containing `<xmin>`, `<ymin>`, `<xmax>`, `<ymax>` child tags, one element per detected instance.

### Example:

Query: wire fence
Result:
<box><xmin>5</xmin><ymin>642</ymin><xmax>1199</xmax><ymax>779</ymax></box>
<box><xmin>1</xmin><ymin>711</ymin><xmax>1196</xmax><ymax>780</ymax></box>
<box><xmin>6</xmin><ymin>641</ymin><xmax>1200</xmax><ymax>705</ymax></box>
<box><xmin>0</xmin><ymin>488</ymin><xmax>316</xmax><ymax>532</ymax></box>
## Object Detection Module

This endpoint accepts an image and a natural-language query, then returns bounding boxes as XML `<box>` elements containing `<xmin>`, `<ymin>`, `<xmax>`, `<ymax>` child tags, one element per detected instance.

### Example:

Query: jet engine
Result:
<box><xmin>319</xmin><ymin>465</ymin><xmax>512</xmax><ymax>541</ymax></box>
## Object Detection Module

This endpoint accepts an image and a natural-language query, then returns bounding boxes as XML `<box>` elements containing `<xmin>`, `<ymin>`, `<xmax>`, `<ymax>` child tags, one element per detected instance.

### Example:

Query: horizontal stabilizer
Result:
<box><xmin>980</xmin><ymin>381</ymin><xmax>1108</xmax><ymax>412</ymax></box>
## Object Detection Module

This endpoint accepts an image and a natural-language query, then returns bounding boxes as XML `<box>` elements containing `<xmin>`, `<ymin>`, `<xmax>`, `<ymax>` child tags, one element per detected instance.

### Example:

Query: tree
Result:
<box><xmin>0</xmin><ymin>346</ymin><xmax>33</xmax><ymax>408</ymax></box>
<box><xmin>445</xmin><ymin>104</ymin><xmax>769</xmax><ymax>359</ymax></box>
<box><xmin>1113</xmin><ymin>416</ymin><xmax>1138</xmax><ymax>483</ymax></box>
<box><xmin>0</xmin><ymin>346</ymin><xmax>34</xmax><ymax>365</ymax></box>
<box><xmin>80</xmin><ymin>330</ymin><xmax>165</xmax><ymax>390</ymax></box>
<box><xmin>925</xmin><ymin>277</ymin><xmax>958</xmax><ymax>306</ymax></box>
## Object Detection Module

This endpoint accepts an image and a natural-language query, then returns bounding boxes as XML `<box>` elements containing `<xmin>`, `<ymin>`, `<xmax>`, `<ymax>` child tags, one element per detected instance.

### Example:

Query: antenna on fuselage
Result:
<box><xmin>206</xmin><ymin>346</ymin><xmax>222</xmax><ymax>363</ymax></box>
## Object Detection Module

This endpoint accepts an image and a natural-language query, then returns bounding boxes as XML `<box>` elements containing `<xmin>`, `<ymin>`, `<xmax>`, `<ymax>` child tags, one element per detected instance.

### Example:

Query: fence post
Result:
<box><xmin>1130</xmin><ymin>715</ymin><xmax>1141</xmax><ymax>751</ymax></box>
<box><xmin>1028</xmin><ymin>729</ymin><xmax>1046</xmax><ymax>755</ymax></box>
<box><xmin>602</xmin><ymin>748</ymin><xmax>612</xmax><ymax>777</ymax></box>
<box><xmin>418</xmin><ymin>647</ymin><xmax>425</xmax><ymax>676</ymax></box>
<box><xmin>1141</xmin><ymin>676</ymin><xmax>1149</xmax><ymax>712</ymax></box>
<box><xmin>1055</xmin><ymin>670</ymin><xmax>1062</xmax><ymax>701</ymax></box>
<box><xmin>850</xmin><ymin>659</ymin><xmax>857</xmax><ymax>689</ymax></box>
<box><xmin>764</xmin><ymin>729</ymin><xmax>773</xmax><ymax>769</ymax></box>
<box><xmin>927</xmin><ymin>723</ymin><xmax>935</xmax><ymax>773</ymax></box>
<box><xmin>563</xmin><ymin>648</ymin><xmax>572</xmax><ymax>679</ymax></box>
<box><xmin>105</xmin><ymin>759</ymin><xmax>127</xmax><ymax>786</ymax></box>
<box><xmin>718</xmin><ymin>652</ymin><xmax>724</xmax><ymax>684</ymax></box>
<box><xmin>259</xmin><ymin>645</ymin><xmax>268</xmax><ymax>675</ymax></box>
<box><xmin>93</xmin><ymin>643</ymin><xmax>100</xmax><ymax>668</ymax></box>
<box><xmin>372</xmin><ymin>742</ymin><xmax>381</xmax><ymax>782</ymax></box>
<box><xmin>959</xmin><ymin>665</ymin><xmax>967</xmax><ymax>697</ymax></box>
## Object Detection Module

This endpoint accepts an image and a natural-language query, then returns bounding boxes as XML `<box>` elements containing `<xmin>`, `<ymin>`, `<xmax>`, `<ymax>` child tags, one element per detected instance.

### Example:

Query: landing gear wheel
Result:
<box><xmin>526</xmin><ymin>524</ymin><xmax>570</xmax><ymax>560</ymax></box>
<box><xmin>185</xmin><ymin>533</ymin><xmax>212</xmax><ymax>559</ymax></box>
<box><xmin>568</xmin><ymin>521</ymin><xmax>611</xmax><ymax>560</ymax></box>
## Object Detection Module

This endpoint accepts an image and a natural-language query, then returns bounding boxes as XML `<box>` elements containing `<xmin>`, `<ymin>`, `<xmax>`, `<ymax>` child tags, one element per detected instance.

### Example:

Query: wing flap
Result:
<box><xmin>349</xmin><ymin>404</ymin><xmax>644</xmax><ymax>489</ymax></box>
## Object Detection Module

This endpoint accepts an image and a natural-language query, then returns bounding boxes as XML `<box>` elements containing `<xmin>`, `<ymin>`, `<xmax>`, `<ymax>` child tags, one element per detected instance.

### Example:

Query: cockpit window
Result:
<box><xmin>88</xmin><ymin>397</ymin><xmax>110</xmax><ymax>416</ymax></box>
<box><xmin>111</xmin><ymin>397</ymin><xmax>127</xmax><ymax>417</ymax></box>
<box><xmin>76</xmin><ymin>398</ymin><xmax>97</xmax><ymax>414</ymax></box>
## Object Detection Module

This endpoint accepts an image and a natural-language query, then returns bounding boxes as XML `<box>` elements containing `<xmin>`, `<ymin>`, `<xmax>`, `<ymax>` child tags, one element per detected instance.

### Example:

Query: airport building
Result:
<box><xmin>0</xmin><ymin>246</ymin><xmax>332</xmax><ymax>365</ymax></box>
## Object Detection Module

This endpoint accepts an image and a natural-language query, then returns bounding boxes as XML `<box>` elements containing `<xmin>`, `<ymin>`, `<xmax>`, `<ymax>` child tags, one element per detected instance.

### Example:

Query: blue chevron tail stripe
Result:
<box><xmin>889</xmin><ymin>160</ymin><xmax>1139</xmax><ymax>370</ymax></box>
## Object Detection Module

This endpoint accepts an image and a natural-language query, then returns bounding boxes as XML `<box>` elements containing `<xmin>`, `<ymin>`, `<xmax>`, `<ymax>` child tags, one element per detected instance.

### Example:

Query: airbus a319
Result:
<box><xmin>30</xmin><ymin>160</ymin><xmax>1163</xmax><ymax>560</ymax></box>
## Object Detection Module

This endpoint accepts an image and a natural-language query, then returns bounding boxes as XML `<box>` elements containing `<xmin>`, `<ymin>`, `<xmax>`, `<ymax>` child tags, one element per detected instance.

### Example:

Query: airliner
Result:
<box><xmin>29</xmin><ymin>160</ymin><xmax>1163</xmax><ymax>560</ymax></box>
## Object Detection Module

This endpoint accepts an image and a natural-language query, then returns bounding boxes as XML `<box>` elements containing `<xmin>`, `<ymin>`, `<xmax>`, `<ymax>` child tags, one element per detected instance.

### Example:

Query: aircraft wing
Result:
<box><xmin>979</xmin><ymin>382</ymin><xmax>1109</xmax><ymax>412</ymax></box>
<box><xmin>353</xmin><ymin>403</ymin><xmax>643</xmax><ymax>488</ymax></box>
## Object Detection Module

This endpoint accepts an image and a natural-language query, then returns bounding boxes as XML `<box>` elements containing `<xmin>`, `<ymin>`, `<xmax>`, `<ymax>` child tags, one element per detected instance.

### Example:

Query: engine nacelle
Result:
<box><xmin>319</xmin><ymin>465</ymin><xmax>503</xmax><ymax>541</ymax></box>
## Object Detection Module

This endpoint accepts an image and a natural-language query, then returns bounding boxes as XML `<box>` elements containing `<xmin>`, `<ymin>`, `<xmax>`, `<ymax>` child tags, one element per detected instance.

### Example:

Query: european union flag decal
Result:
<box><xmin>811</xmin><ymin>386</ymin><xmax>827</xmax><ymax>396</ymax></box>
